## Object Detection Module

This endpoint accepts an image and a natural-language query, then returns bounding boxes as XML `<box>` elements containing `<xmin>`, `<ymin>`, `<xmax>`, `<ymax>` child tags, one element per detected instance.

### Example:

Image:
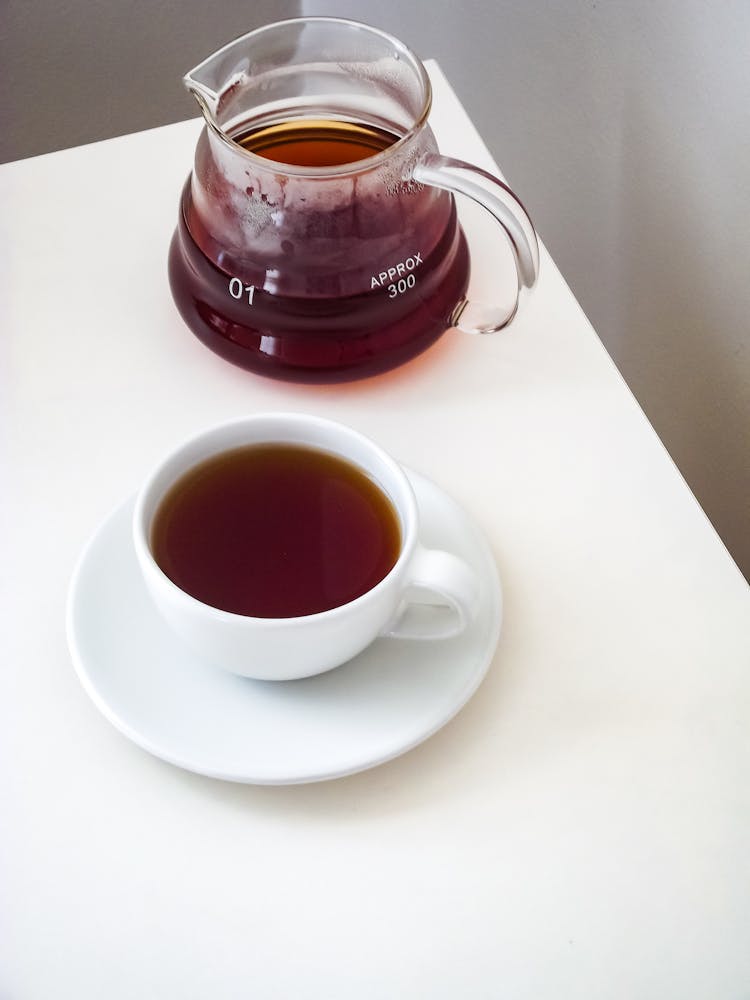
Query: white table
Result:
<box><xmin>3</xmin><ymin>64</ymin><xmax>749</xmax><ymax>999</ymax></box>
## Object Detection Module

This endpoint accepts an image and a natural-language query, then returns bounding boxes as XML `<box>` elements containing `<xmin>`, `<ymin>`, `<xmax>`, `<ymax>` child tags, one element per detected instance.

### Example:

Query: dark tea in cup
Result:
<box><xmin>151</xmin><ymin>443</ymin><xmax>402</xmax><ymax>618</ymax></box>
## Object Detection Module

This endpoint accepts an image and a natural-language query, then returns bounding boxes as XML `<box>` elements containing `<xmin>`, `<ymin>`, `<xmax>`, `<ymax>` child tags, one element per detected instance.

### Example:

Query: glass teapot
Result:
<box><xmin>168</xmin><ymin>17</ymin><xmax>539</xmax><ymax>383</ymax></box>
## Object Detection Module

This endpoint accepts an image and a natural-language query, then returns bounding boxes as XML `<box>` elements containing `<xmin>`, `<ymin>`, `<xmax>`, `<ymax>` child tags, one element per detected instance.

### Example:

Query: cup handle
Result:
<box><xmin>411</xmin><ymin>153</ymin><xmax>540</xmax><ymax>333</ymax></box>
<box><xmin>380</xmin><ymin>545</ymin><xmax>481</xmax><ymax>640</ymax></box>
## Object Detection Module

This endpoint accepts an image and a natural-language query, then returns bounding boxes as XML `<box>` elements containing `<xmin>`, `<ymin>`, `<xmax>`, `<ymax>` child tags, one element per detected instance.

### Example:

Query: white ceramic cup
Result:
<box><xmin>133</xmin><ymin>413</ymin><xmax>480</xmax><ymax>680</ymax></box>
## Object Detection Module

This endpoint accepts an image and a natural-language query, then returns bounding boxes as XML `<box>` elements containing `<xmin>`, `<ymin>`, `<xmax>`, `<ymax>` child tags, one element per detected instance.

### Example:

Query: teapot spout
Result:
<box><xmin>183</xmin><ymin>32</ymin><xmax>259</xmax><ymax>127</ymax></box>
<box><xmin>183</xmin><ymin>68</ymin><xmax>221</xmax><ymax>124</ymax></box>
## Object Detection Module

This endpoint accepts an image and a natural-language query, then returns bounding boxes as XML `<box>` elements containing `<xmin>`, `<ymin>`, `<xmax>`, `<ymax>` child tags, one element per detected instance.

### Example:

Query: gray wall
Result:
<box><xmin>0</xmin><ymin>0</ymin><xmax>299</xmax><ymax>158</ymax></box>
<box><xmin>3</xmin><ymin>0</ymin><xmax>748</xmax><ymax>576</ymax></box>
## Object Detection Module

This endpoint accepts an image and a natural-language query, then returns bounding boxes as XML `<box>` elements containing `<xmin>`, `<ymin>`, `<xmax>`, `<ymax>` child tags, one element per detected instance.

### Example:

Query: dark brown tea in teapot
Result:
<box><xmin>234</xmin><ymin>118</ymin><xmax>398</xmax><ymax>168</ymax></box>
<box><xmin>169</xmin><ymin>19</ymin><xmax>538</xmax><ymax>383</ymax></box>
<box><xmin>169</xmin><ymin>166</ymin><xmax>469</xmax><ymax>383</ymax></box>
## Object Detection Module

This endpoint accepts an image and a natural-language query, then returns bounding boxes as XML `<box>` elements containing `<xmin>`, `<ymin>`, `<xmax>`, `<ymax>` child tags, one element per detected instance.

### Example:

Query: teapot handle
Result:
<box><xmin>411</xmin><ymin>154</ymin><xmax>540</xmax><ymax>333</ymax></box>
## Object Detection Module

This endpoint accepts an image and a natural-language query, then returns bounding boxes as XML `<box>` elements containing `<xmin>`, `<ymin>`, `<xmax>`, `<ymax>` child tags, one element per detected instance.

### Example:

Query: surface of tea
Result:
<box><xmin>151</xmin><ymin>444</ymin><xmax>401</xmax><ymax>618</ymax></box>
<box><xmin>233</xmin><ymin>118</ymin><xmax>398</xmax><ymax>167</ymax></box>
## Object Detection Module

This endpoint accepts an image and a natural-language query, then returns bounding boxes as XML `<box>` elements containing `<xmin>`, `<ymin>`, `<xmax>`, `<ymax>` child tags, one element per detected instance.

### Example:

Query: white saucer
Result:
<box><xmin>67</xmin><ymin>468</ymin><xmax>502</xmax><ymax>784</ymax></box>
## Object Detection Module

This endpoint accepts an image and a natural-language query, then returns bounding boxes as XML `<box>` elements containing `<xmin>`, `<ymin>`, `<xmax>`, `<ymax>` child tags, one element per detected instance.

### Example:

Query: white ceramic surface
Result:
<box><xmin>67</xmin><ymin>468</ymin><xmax>502</xmax><ymax>784</ymax></box>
